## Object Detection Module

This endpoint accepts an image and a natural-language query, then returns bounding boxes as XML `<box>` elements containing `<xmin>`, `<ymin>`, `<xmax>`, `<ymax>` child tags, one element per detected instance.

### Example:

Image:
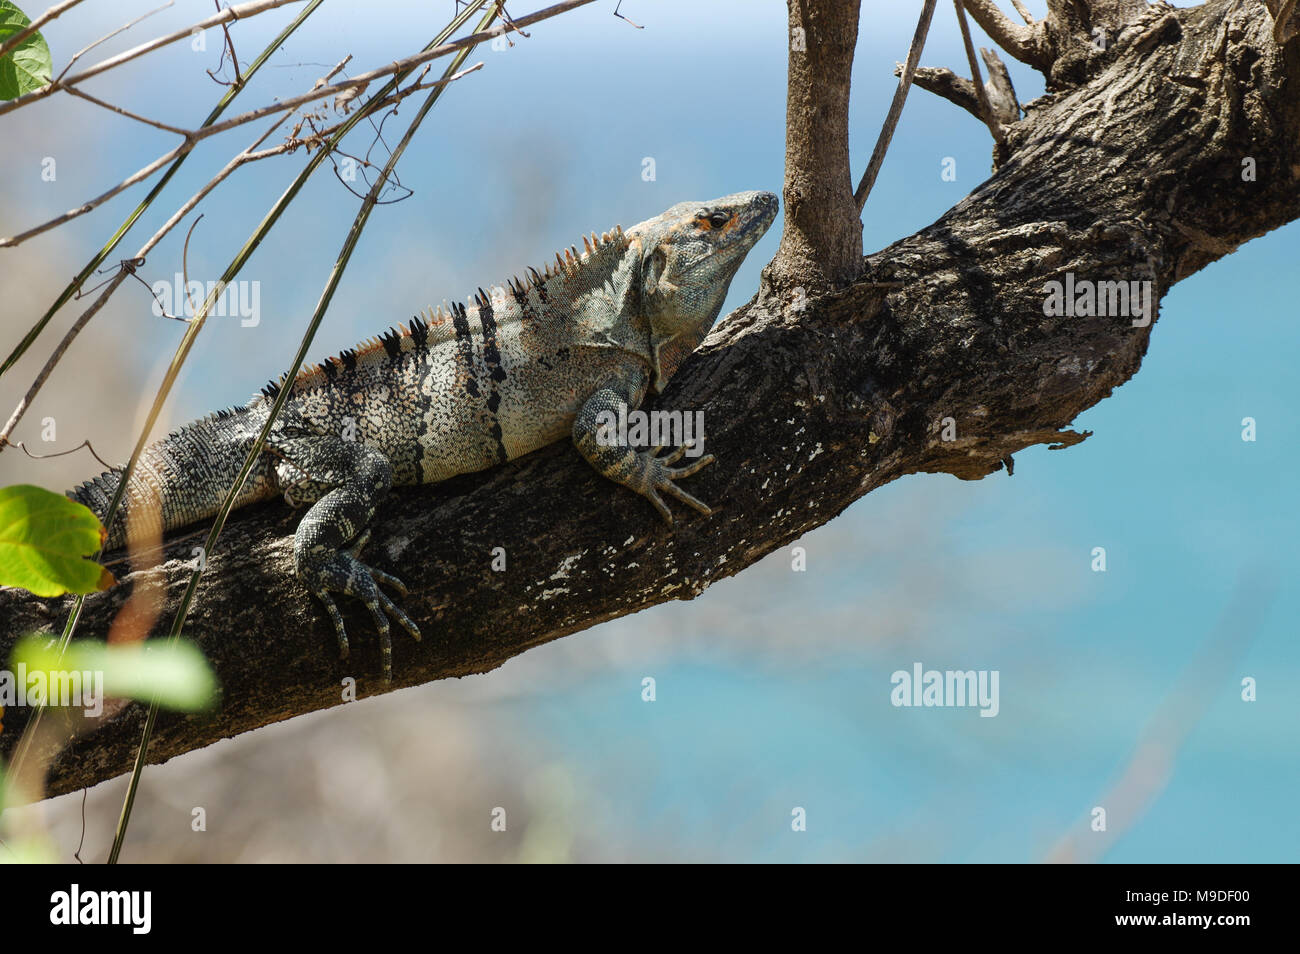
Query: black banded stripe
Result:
<box><xmin>451</xmin><ymin>301</ymin><xmax>480</xmax><ymax>398</ymax></box>
<box><xmin>476</xmin><ymin>289</ymin><xmax>509</xmax><ymax>464</ymax></box>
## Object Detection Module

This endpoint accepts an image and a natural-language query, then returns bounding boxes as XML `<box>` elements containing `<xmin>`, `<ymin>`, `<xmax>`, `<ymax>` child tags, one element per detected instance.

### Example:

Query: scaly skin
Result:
<box><xmin>70</xmin><ymin>191</ymin><xmax>778</xmax><ymax>680</ymax></box>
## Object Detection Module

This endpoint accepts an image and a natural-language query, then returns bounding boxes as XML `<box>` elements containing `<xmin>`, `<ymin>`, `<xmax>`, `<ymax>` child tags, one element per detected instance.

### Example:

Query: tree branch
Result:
<box><xmin>959</xmin><ymin>0</ymin><xmax>1049</xmax><ymax>68</ymax></box>
<box><xmin>855</xmin><ymin>0</ymin><xmax>938</xmax><ymax>213</ymax></box>
<box><xmin>0</xmin><ymin>0</ymin><xmax>85</xmax><ymax>60</ymax></box>
<box><xmin>0</xmin><ymin>0</ymin><xmax>307</xmax><ymax>118</ymax></box>
<box><xmin>3</xmin><ymin>0</ymin><xmax>1297</xmax><ymax>799</ymax></box>
<box><xmin>899</xmin><ymin>64</ymin><xmax>981</xmax><ymax>118</ymax></box>
<box><xmin>770</xmin><ymin>0</ymin><xmax>863</xmax><ymax>289</ymax></box>
<box><xmin>953</xmin><ymin>0</ymin><xmax>1009</xmax><ymax>153</ymax></box>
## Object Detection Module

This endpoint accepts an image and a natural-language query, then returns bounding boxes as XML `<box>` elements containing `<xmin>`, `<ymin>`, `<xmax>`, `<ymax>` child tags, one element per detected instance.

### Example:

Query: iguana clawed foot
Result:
<box><xmin>309</xmin><ymin>530</ymin><xmax>421</xmax><ymax>684</ymax></box>
<box><xmin>641</xmin><ymin>443</ymin><xmax>716</xmax><ymax>524</ymax></box>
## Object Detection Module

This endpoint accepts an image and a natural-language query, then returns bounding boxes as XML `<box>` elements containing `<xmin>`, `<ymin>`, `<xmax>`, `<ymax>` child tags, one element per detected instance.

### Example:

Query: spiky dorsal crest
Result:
<box><xmin>253</xmin><ymin>224</ymin><xmax>629</xmax><ymax>402</ymax></box>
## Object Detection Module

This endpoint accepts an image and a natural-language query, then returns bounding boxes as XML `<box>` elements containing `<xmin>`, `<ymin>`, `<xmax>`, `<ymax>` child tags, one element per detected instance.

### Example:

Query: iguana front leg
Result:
<box><xmin>572</xmin><ymin>377</ymin><xmax>716</xmax><ymax>524</ymax></box>
<box><xmin>272</xmin><ymin>435</ymin><xmax>420</xmax><ymax>682</ymax></box>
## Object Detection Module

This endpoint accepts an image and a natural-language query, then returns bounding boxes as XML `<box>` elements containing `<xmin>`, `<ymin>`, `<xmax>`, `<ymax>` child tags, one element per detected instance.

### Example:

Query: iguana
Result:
<box><xmin>70</xmin><ymin>190</ymin><xmax>779</xmax><ymax>681</ymax></box>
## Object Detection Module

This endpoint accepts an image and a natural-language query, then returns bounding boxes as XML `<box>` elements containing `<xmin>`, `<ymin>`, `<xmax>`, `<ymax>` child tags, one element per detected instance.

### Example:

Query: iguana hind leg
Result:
<box><xmin>272</xmin><ymin>435</ymin><xmax>420</xmax><ymax>682</ymax></box>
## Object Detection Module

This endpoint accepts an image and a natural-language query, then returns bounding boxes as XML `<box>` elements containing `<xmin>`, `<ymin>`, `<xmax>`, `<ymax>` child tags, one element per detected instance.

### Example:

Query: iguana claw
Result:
<box><xmin>644</xmin><ymin>445</ymin><xmax>716</xmax><ymax>524</ymax></box>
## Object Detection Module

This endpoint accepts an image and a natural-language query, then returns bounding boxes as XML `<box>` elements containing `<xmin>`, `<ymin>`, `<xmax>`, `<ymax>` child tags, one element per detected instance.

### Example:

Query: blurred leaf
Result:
<box><xmin>0</xmin><ymin>1</ymin><xmax>52</xmax><ymax>101</ymax></box>
<box><xmin>0</xmin><ymin>833</ymin><xmax>58</xmax><ymax>863</ymax></box>
<box><xmin>13</xmin><ymin>635</ymin><xmax>218</xmax><ymax>712</ymax></box>
<box><xmin>0</xmin><ymin>484</ymin><xmax>114</xmax><ymax>596</ymax></box>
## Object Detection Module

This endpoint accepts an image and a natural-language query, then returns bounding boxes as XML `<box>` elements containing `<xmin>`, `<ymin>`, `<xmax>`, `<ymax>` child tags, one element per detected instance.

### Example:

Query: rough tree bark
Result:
<box><xmin>771</xmin><ymin>0</ymin><xmax>864</xmax><ymax>289</ymax></box>
<box><xmin>3</xmin><ymin>0</ymin><xmax>1298</xmax><ymax>797</ymax></box>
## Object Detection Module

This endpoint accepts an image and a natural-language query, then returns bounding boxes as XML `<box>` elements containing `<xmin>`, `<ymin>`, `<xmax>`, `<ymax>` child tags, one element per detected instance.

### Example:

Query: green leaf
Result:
<box><xmin>0</xmin><ymin>484</ymin><xmax>114</xmax><ymax>597</ymax></box>
<box><xmin>13</xmin><ymin>635</ymin><xmax>218</xmax><ymax>712</ymax></box>
<box><xmin>0</xmin><ymin>1</ymin><xmax>52</xmax><ymax>101</ymax></box>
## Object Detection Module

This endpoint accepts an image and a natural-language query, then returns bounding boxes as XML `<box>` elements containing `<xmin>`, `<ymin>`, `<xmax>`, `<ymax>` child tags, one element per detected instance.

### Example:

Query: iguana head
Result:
<box><xmin>626</xmin><ymin>190</ymin><xmax>778</xmax><ymax>392</ymax></box>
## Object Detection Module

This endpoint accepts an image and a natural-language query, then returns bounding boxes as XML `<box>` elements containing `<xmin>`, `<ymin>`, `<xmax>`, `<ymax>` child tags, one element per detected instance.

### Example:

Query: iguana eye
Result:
<box><xmin>707</xmin><ymin>211</ymin><xmax>731</xmax><ymax>229</ymax></box>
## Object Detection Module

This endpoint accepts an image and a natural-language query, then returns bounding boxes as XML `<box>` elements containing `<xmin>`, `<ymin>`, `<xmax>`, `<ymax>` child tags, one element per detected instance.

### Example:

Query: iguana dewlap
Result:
<box><xmin>70</xmin><ymin>191</ymin><xmax>778</xmax><ymax>681</ymax></box>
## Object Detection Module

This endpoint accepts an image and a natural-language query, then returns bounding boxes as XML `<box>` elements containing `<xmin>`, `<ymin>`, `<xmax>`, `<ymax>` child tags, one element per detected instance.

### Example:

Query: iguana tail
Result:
<box><xmin>69</xmin><ymin>406</ymin><xmax>275</xmax><ymax>550</ymax></box>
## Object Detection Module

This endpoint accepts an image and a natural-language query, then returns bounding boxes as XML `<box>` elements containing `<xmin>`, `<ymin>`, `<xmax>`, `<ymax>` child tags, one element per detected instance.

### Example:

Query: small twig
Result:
<box><xmin>0</xmin><ymin>0</ymin><xmax>307</xmax><ymax>119</ymax></box>
<box><xmin>979</xmin><ymin>46</ymin><xmax>1020</xmax><ymax>126</ymax></box>
<box><xmin>7</xmin><ymin>439</ymin><xmax>118</xmax><ymax>471</ymax></box>
<box><xmin>74</xmin><ymin>789</ymin><xmax>88</xmax><ymax>863</ymax></box>
<box><xmin>208</xmin><ymin>0</ymin><xmax>244</xmax><ymax>86</ymax></box>
<box><xmin>0</xmin><ymin>0</ymin><xmax>85</xmax><ymax>61</ymax></box>
<box><xmin>613</xmin><ymin>0</ymin><xmax>643</xmax><ymax>28</ymax></box>
<box><xmin>63</xmin><ymin>85</ymin><xmax>192</xmax><ymax>135</ymax></box>
<box><xmin>0</xmin><ymin>145</ymin><xmax>189</xmax><ymax>248</ymax></box>
<box><xmin>55</xmin><ymin>1</ymin><xmax>175</xmax><ymax>84</ymax></box>
<box><xmin>72</xmin><ymin>257</ymin><xmax>142</xmax><ymax>302</ymax></box>
<box><xmin>0</xmin><ymin>111</ymin><xmax>297</xmax><ymax>450</ymax></box>
<box><xmin>1008</xmin><ymin>0</ymin><xmax>1034</xmax><ymax>24</ymax></box>
<box><xmin>180</xmin><ymin>216</ymin><xmax>206</xmax><ymax>322</ymax></box>
<box><xmin>953</xmin><ymin>0</ymin><xmax>1008</xmax><ymax>150</ymax></box>
<box><xmin>897</xmin><ymin>64</ymin><xmax>981</xmax><ymax>117</ymax></box>
<box><xmin>321</xmin><ymin>53</ymin><xmax>352</xmax><ymax>84</ymax></box>
<box><xmin>0</xmin><ymin>61</ymin><xmax>483</xmax><ymax>248</ymax></box>
<box><xmin>855</xmin><ymin>0</ymin><xmax>938</xmax><ymax>213</ymax></box>
<box><xmin>494</xmin><ymin>0</ymin><xmax>532</xmax><ymax>39</ymax></box>
<box><xmin>0</xmin><ymin>0</ymin><xmax>326</xmax><ymax>389</ymax></box>
<box><xmin>94</xmin><ymin>257</ymin><xmax>183</xmax><ymax>320</ymax></box>
<box><xmin>0</xmin><ymin>2</ymin><xmax>589</xmax><ymax>246</ymax></box>
<box><xmin>957</xmin><ymin>0</ymin><xmax>1045</xmax><ymax>69</ymax></box>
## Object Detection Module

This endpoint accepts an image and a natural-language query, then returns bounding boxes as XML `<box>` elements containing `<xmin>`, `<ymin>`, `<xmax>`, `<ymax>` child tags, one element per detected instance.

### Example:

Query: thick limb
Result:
<box><xmin>273</xmin><ymin>435</ymin><xmax>419</xmax><ymax>682</ymax></box>
<box><xmin>572</xmin><ymin>380</ymin><xmax>715</xmax><ymax>525</ymax></box>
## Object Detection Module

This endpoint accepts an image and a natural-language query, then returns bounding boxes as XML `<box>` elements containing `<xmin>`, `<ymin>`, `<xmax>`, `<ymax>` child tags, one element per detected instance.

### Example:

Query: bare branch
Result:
<box><xmin>979</xmin><ymin>46</ymin><xmax>1020</xmax><ymax>126</ymax></box>
<box><xmin>0</xmin><ymin>0</ymin><xmax>85</xmax><ymax>61</ymax></box>
<box><xmin>959</xmin><ymin>0</ymin><xmax>1049</xmax><ymax>68</ymax></box>
<box><xmin>54</xmin><ymin>1</ymin><xmax>176</xmax><ymax>84</ymax></box>
<box><xmin>954</xmin><ymin>0</ymin><xmax>1008</xmax><ymax>152</ymax></box>
<box><xmin>62</xmin><ymin>84</ymin><xmax>192</xmax><ymax>135</ymax></box>
<box><xmin>0</xmin><ymin>0</ymin><xmax>326</xmax><ymax>387</ymax></box>
<box><xmin>0</xmin><ymin>0</ymin><xmax>599</xmax><ymax>245</ymax></box>
<box><xmin>8</xmin><ymin>438</ymin><xmax>117</xmax><ymax>471</ymax></box>
<box><xmin>0</xmin><ymin>144</ymin><xmax>188</xmax><ymax>248</ymax></box>
<box><xmin>854</xmin><ymin>0</ymin><xmax>938</xmax><ymax>213</ymax></box>
<box><xmin>769</xmin><ymin>0</ymin><xmax>863</xmax><ymax>290</ymax></box>
<box><xmin>897</xmin><ymin>63</ymin><xmax>981</xmax><ymax>118</ymax></box>
<box><xmin>0</xmin><ymin>108</ymin><xmax>299</xmax><ymax>450</ymax></box>
<box><xmin>0</xmin><ymin>2</ymin><xmax>501</xmax><ymax>449</ymax></box>
<box><xmin>0</xmin><ymin>60</ymin><xmax>485</xmax><ymax>247</ymax></box>
<box><xmin>0</xmin><ymin>0</ymin><xmax>309</xmax><ymax>118</ymax></box>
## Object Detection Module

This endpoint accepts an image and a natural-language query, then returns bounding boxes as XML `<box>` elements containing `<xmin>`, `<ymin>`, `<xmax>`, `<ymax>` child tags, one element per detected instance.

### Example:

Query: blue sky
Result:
<box><xmin>1</xmin><ymin>1</ymin><xmax>1295</xmax><ymax>862</ymax></box>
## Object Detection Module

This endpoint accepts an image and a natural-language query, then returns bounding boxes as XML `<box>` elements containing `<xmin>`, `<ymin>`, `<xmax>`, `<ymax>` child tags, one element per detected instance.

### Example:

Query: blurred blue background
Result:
<box><xmin>0</xmin><ymin>0</ymin><xmax>1294</xmax><ymax>862</ymax></box>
